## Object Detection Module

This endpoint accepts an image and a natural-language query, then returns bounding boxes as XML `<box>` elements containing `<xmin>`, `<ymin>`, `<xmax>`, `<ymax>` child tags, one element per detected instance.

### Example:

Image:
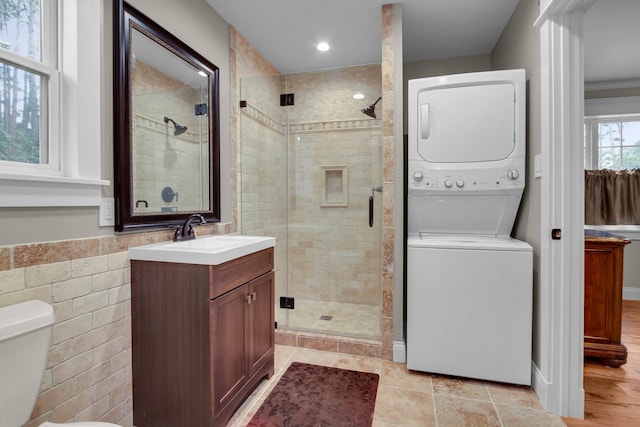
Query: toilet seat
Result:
<box><xmin>40</xmin><ymin>422</ymin><xmax>121</xmax><ymax>427</ymax></box>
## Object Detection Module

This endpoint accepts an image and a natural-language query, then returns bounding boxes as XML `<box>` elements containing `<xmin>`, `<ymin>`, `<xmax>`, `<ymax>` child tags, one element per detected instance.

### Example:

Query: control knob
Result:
<box><xmin>413</xmin><ymin>171</ymin><xmax>424</xmax><ymax>182</ymax></box>
<box><xmin>507</xmin><ymin>169</ymin><xmax>520</xmax><ymax>180</ymax></box>
<box><xmin>444</xmin><ymin>179</ymin><xmax>453</xmax><ymax>188</ymax></box>
<box><xmin>456</xmin><ymin>179</ymin><xmax>464</xmax><ymax>188</ymax></box>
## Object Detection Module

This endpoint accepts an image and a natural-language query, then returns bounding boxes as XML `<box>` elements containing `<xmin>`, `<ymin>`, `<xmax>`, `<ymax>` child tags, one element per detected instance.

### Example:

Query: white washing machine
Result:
<box><xmin>406</xmin><ymin>69</ymin><xmax>533</xmax><ymax>385</ymax></box>
<box><xmin>407</xmin><ymin>234</ymin><xmax>532</xmax><ymax>385</ymax></box>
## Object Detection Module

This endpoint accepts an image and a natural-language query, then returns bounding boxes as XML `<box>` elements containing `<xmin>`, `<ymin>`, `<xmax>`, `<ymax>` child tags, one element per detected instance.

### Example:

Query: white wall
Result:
<box><xmin>0</xmin><ymin>0</ymin><xmax>232</xmax><ymax>246</ymax></box>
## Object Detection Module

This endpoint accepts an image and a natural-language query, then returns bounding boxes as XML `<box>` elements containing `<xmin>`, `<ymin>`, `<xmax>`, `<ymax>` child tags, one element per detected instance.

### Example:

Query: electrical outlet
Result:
<box><xmin>100</xmin><ymin>198</ymin><xmax>115</xmax><ymax>227</ymax></box>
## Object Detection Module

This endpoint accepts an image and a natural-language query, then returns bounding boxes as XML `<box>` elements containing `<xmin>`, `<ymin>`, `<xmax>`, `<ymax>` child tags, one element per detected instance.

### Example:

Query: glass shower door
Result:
<box><xmin>240</xmin><ymin>65</ymin><xmax>383</xmax><ymax>340</ymax></box>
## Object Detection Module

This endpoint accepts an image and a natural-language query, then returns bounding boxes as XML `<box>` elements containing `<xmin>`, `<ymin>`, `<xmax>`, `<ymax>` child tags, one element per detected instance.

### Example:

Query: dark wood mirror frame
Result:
<box><xmin>113</xmin><ymin>1</ymin><xmax>220</xmax><ymax>232</ymax></box>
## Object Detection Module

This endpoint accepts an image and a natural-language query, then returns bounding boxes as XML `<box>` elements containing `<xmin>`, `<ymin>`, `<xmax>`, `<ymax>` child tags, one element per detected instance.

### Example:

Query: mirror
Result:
<box><xmin>114</xmin><ymin>1</ymin><xmax>220</xmax><ymax>232</ymax></box>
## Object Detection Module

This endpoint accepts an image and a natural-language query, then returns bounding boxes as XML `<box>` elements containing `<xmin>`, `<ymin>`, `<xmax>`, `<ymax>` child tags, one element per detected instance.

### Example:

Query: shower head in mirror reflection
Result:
<box><xmin>361</xmin><ymin>97</ymin><xmax>382</xmax><ymax>118</ymax></box>
<box><xmin>164</xmin><ymin>116</ymin><xmax>188</xmax><ymax>136</ymax></box>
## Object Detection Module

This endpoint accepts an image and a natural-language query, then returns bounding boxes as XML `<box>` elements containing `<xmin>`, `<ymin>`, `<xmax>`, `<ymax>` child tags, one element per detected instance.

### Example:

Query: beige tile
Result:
<box><xmin>496</xmin><ymin>404</ymin><xmax>567</xmax><ymax>427</ymax></box>
<box><xmin>275</xmin><ymin>329</ymin><xmax>298</xmax><ymax>347</ymax></box>
<box><xmin>26</xmin><ymin>262</ymin><xmax>70</xmax><ymax>288</ymax></box>
<box><xmin>74</xmin><ymin>395</ymin><xmax>110</xmax><ymax>422</ymax></box>
<box><xmin>53</xmin><ymin>314</ymin><xmax>93</xmax><ymax>344</ymax></box>
<box><xmin>227</xmin><ymin>395</ymin><xmax>262</xmax><ymax>427</ymax></box>
<box><xmin>373</xmin><ymin>385</ymin><xmax>436</xmax><ymax>426</ymax></box>
<box><xmin>333</xmin><ymin>353</ymin><xmax>382</xmax><ymax>374</ymax></box>
<box><xmin>434</xmin><ymin>394</ymin><xmax>501</xmax><ymax>427</ymax></box>
<box><xmin>0</xmin><ymin>247</ymin><xmax>10</xmax><ymax>271</ymax></box>
<box><xmin>338</xmin><ymin>339</ymin><xmax>382</xmax><ymax>358</ymax></box>
<box><xmin>297</xmin><ymin>333</ymin><xmax>339</xmax><ymax>352</ymax></box>
<box><xmin>0</xmin><ymin>268</ymin><xmax>25</xmax><ymax>293</ymax></box>
<box><xmin>432</xmin><ymin>375</ymin><xmax>491</xmax><ymax>401</ymax></box>
<box><xmin>380</xmin><ymin>360</ymin><xmax>432</xmax><ymax>393</ymax></box>
<box><xmin>289</xmin><ymin>347</ymin><xmax>339</xmax><ymax>367</ymax></box>
<box><xmin>273</xmin><ymin>344</ymin><xmax>296</xmax><ymax>371</ymax></box>
<box><xmin>52</xmin><ymin>277</ymin><xmax>92</xmax><ymax>303</ymax></box>
<box><xmin>14</xmin><ymin>239</ymin><xmax>100</xmax><ymax>268</ymax></box>
<box><xmin>31</xmin><ymin>380</ymin><xmax>75</xmax><ymax>419</ymax></box>
<box><xmin>75</xmin><ymin>362</ymin><xmax>109</xmax><ymax>394</ymax></box>
<box><xmin>51</xmin><ymin>350</ymin><xmax>93</xmax><ymax>385</ymax></box>
<box><xmin>71</xmin><ymin>255</ymin><xmax>108</xmax><ymax>278</ymax></box>
<box><xmin>487</xmin><ymin>382</ymin><xmax>544</xmax><ymax>409</ymax></box>
<box><xmin>52</xmin><ymin>387</ymin><xmax>94</xmax><ymax>423</ymax></box>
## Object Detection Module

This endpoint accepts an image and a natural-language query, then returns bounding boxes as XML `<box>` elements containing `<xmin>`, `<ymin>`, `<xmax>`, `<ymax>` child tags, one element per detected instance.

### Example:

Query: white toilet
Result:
<box><xmin>0</xmin><ymin>300</ymin><xmax>122</xmax><ymax>427</ymax></box>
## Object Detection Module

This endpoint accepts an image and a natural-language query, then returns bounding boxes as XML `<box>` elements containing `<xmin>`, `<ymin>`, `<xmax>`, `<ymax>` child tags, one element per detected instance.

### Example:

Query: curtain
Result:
<box><xmin>585</xmin><ymin>169</ymin><xmax>640</xmax><ymax>224</ymax></box>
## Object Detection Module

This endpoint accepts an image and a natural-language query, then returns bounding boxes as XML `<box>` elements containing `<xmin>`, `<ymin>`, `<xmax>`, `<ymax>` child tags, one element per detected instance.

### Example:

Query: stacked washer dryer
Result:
<box><xmin>406</xmin><ymin>69</ymin><xmax>533</xmax><ymax>385</ymax></box>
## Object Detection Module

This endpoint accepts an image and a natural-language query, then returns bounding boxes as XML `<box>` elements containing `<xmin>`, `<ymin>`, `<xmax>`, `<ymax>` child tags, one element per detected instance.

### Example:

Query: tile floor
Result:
<box><xmin>227</xmin><ymin>345</ymin><xmax>566</xmax><ymax>426</ymax></box>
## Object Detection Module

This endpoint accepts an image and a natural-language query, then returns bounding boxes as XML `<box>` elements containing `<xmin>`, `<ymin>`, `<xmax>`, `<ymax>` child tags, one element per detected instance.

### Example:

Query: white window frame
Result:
<box><xmin>0</xmin><ymin>0</ymin><xmax>109</xmax><ymax>207</ymax></box>
<box><xmin>584</xmin><ymin>114</ymin><xmax>640</xmax><ymax>170</ymax></box>
<box><xmin>0</xmin><ymin>0</ymin><xmax>60</xmax><ymax>175</ymax></box>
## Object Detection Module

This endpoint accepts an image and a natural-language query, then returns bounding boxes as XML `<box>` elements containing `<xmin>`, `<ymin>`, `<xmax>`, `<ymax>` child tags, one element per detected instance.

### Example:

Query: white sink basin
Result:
<box><xmin>128</xmin><ymin>235</ymin><xmax>275</xmax><ymax>265</ymax></box>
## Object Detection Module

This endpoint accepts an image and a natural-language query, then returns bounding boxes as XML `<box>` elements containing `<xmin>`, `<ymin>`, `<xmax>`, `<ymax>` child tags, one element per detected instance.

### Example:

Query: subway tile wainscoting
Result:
<box><xmin>0</xmin><ymin>225</ymin><xmax>233</xmax><ymax>426</ymax></box>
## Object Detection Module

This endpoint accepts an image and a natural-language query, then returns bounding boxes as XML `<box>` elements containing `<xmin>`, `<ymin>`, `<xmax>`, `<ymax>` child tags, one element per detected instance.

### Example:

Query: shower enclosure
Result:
<box><xmin>239</xmin><ymin>65</ymin><xmax>383</xmax><ymax>340</ymax></box>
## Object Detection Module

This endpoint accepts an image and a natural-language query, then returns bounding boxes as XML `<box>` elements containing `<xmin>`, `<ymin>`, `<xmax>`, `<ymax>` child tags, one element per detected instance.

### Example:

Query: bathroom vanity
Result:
<box><xmin>129</xmin><ymin>236</ymin><xmax>275</xmax><ymax>427</ymax></box>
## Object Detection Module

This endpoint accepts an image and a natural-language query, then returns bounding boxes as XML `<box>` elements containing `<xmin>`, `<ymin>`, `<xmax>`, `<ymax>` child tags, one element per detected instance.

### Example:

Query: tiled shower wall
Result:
<box><xmin>239</xmin><ymin>65</ymin><xmax>383</xmax><ymax>318</ymax></box>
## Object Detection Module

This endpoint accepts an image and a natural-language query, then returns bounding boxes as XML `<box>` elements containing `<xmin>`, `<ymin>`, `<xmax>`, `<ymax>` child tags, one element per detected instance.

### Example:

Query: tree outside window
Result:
<box><xmin>585</xmin><ymin>117</ymin><xmax>640</xmax><ymax>170</ymax></box>
<box><xmin>0</xmin><ymin>0</ymin><xmax>44</xmax><ymax>165</ymax></box>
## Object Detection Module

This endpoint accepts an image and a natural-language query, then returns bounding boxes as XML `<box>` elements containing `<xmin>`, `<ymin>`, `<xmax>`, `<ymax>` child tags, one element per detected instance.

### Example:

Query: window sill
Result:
<box><xmin>0</xmin><ymin>173</ymin><xmax>110</xmax><ymax>207</ymax></box>
<box><xmin>585</xmin><ymin>225</ymin><xmax>640</xmax><ymax>241</ymax></box>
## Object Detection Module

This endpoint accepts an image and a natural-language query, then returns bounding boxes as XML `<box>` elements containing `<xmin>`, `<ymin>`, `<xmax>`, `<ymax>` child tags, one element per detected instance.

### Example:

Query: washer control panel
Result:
<box><xmin>408</xmin><ymin>161</ymin><xmax>524</xmax><ymax>192</ymax></box>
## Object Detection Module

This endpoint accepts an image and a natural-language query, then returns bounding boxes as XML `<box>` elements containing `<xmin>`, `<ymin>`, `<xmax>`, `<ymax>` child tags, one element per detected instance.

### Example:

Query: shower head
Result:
<box><xmin>163</xmin><ymin>116</ymin><xmax>188</xmax><ymax>136</ymax></box>
<box><xmin>361</xmin><ymin>97</ymin><xmax>382</xmax><ymax>119</ymax></box>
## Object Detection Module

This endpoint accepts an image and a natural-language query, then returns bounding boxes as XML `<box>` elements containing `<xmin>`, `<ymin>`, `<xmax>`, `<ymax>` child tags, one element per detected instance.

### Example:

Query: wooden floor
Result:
<box><xmin>563</xmin><ymin>300</ymin><xmax>640</xmax><ymax>426</ymax></box>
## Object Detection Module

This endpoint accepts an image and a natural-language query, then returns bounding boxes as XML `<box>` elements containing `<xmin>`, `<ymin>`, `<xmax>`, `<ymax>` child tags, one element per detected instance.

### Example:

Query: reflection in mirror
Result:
<box><xmin>114</xmin><ymin>2</ymin><xmax>220</xmax><ymax>232</ymax></box>
<box><xmin>130</xmin><ymin>27</ymin><xmax>210</xmax><ymax>214</ymax></box>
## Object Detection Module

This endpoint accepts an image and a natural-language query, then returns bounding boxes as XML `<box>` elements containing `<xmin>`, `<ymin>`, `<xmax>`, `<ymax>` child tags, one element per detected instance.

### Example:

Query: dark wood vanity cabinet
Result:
<box><xmin>131</xmin><ymin>248</ymin><xmax>274</xmax><ymax>427</ymax></box>
<box><xmin>584</xmin><ymin>233</ymin><xmax>629</xmax><ymax>367</ymax></box>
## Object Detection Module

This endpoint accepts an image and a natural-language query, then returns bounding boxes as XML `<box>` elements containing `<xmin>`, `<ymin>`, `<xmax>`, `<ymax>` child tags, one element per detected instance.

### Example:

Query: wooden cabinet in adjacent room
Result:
<box><xmin>584</xmin><ymin>230</ymin><xmax>630</xmax><ymax>367</ymax></box>
<box><xmin>131</xmin><ymin>247</ymin><xmax>275</xmax><ymax>427</ymax></box>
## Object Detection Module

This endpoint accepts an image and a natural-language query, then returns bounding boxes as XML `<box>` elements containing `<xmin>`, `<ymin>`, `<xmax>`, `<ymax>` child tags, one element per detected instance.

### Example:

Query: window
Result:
<box><xmin>0</xmin><ymin>0</ymin><xmax>58</xmax><ymax>172</ymax></box>
<box><xmin>0</xmin><ymin>0</ymin><xmax>108</xmax><ymax>207</ymax></box>
<box><xmin>584</xmin><ymin>115</ymin><xmax>640</xmax><ymax>170</ymax></box>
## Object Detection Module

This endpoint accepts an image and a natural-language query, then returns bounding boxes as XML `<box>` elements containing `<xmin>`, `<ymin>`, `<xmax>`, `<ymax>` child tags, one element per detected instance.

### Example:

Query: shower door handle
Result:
<box><xmin>369</xmin><ymin>186</ymin><xmax>382</xmax><ymax>228</ymax></box>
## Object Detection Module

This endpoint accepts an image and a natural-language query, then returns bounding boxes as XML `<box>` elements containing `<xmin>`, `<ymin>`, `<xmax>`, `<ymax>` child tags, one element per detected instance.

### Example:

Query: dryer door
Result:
<box><xmin>416</xmin><ymin>83</ymin><xmax>515</xmax><ymax>163</ymax></box>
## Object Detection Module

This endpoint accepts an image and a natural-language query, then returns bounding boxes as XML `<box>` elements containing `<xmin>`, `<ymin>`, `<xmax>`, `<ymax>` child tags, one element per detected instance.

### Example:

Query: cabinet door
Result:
<box><xmin>248</xmin><ymin>271</ymin><xmax>274</xmax><ymax>375</ymax></box>
<box><xmin>211</xmin><ymin>284</ymin><xmax>249</xmax><ymax>416</ymax></box>
<box><xmin>584</xmin><ymin>242</ymin><xmax>625</xmax><ymax>344</ymax></box>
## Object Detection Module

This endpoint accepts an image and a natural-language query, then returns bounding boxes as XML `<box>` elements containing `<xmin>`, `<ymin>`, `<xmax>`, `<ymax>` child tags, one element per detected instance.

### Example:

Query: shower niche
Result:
<box><xmin>321</xmin><ymin>166</ymin><xmax>348</xmax><ymax>207</ymax></box>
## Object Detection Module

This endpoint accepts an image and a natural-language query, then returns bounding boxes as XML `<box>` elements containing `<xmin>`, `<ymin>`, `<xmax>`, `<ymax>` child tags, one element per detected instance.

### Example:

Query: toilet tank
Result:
<box><xmin>0</xmin><ymin>300</ymin><xmax>55</xmax><ymax>427</ymax></box>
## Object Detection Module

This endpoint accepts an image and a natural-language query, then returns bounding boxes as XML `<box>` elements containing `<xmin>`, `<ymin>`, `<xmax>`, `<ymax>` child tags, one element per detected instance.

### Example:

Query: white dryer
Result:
<box><xmin>406</xmin><ymin>69</ymin><xmax>533</xmax><ymax>385</ymax></box>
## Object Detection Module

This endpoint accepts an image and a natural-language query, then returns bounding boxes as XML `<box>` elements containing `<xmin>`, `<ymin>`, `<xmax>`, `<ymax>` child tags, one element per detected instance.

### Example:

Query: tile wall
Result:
<box><xmin>0</xmin><ymin>224</ymin><xmax>230</xmax><ymax>426</ymax></box>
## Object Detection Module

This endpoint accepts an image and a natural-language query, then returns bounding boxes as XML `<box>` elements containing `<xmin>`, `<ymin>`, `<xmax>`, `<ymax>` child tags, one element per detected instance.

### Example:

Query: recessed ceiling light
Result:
<box><xmin>198</xmin><ymin>71</ymin><xmax>207</xmax><ymax>77</ymax></box>
<box><xmin>353</xmin><ymin>93</ymin><xmax>365</xmax><ymax>100</ymax></box>
<box><xmin>317</xmin><ymin>42</ymin><xmax>330</xmax><ymax>52</ymax></box>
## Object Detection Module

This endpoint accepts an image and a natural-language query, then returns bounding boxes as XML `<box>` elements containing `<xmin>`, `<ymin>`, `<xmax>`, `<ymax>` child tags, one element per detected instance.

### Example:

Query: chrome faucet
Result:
<box><xmin>174</xmin><ymin>213</ymin><xmax>206</xmax><ymax>241</ymax></box>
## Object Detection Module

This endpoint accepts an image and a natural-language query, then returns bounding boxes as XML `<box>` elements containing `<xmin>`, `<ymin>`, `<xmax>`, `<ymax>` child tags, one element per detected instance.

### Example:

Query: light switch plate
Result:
<box><xmin>534</xmin><ymin>154</ymin><xmax>542</xmax><ymax>178</ymax></box>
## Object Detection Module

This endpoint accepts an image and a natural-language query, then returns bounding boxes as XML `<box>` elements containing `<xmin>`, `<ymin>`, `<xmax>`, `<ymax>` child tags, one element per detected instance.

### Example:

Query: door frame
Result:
<box><xmin>534</xmin><ymin>0</ymin><xmax>595</xmax><ymax>418</ymax></box>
